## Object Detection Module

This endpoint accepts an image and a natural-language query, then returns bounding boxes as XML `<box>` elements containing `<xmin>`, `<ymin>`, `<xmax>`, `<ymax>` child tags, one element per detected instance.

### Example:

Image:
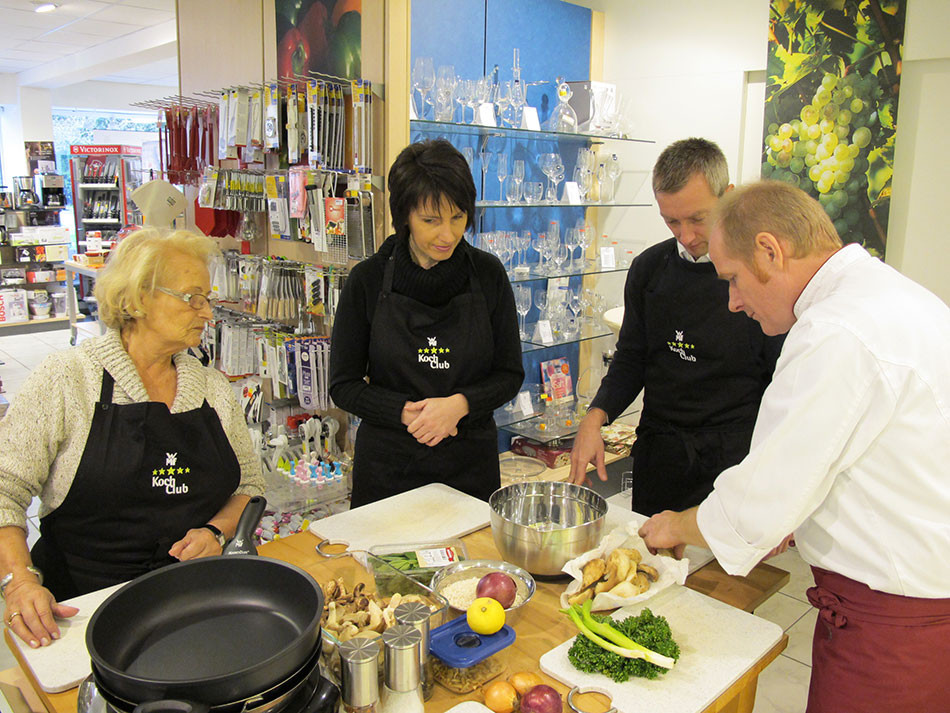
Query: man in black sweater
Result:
<box><xmin>569</xmin><ymin>138</ymin><xmax>783</xmax><ymax>516</ymax></box>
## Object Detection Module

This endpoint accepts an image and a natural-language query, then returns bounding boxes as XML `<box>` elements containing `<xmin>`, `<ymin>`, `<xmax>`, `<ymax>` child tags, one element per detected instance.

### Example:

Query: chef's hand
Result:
<box><xmin>762</xmin><ymin>534</ymin><xmax>795</xmax><ymax>561</ymax></box>
<box><xmin>569</xmin><ymin>408</ymin><xmax>609</xmax><ymax>486</ymax></box>
<box><xmin>404</xmin><ymin>394</ymin><xmax>468</xmax><ymax>447</ymax></box>
<box><xmin>639</xmin><ymin>509</ymin><xmax>703</xmax><ymax>560</ymax></box>
<box><xmin>3</xmin><ymin>578</ymin><xmax>78</xmax><ymax>648</ymax></box>
<box><xmin>169</xmin><ymin>527</ymin><xmax>222</xmax><ymax>561</ymax></box>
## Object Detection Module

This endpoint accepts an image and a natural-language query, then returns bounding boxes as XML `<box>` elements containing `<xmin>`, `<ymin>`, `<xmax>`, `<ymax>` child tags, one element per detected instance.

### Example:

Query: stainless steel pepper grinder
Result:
<box><xmin>394</xmin><ymin>601</ymin><xmax>433</xmax><ymax>701</ymax></box>
<box><xmin>339</xmin><ymin>637</ymin><xmax>381</xmax><ymax>713</ymax></box>
<box><xmin>380</xmin><ymin>624</ymin><xmax>423</xmax><ymax>713</ymax></box>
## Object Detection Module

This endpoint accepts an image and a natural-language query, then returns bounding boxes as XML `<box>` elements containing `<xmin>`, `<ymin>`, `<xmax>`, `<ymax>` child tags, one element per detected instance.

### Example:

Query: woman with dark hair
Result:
<box><xmin>330</xmin><ymin>139</ymin><xmax>523</xmax><ymax>507</ymax></box>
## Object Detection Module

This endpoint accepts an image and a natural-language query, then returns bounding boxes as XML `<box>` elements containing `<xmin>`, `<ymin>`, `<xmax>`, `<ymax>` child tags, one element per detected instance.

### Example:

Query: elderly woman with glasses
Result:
<box><xmin>0</xmin><ymin>228</ymin><xmax>263</xmax><ymax>648</ymax></box>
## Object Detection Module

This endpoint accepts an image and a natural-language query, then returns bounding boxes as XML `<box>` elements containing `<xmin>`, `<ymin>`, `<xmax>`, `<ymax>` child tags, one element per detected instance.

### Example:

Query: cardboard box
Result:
<box><xmin>510</xmin><ymin>436</ymin><xmax>574</xmax><ymax>469</ymax></box>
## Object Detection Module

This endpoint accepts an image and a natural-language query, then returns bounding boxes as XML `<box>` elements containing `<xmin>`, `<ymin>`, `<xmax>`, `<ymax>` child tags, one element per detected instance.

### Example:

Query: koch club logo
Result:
<box><xmin>667</xmin><ymin>329</ymin><xmax>697</xmax><ymax>362</ymax></box>
<box><xmin>150</xmin><ymin>452</ymin><xmax>191</xmax><ymax>494</ymax></box>
<box><xmin>417</xmin><ymin>336</ymin><xmax>451</xmax><ymax>370</ymax></box>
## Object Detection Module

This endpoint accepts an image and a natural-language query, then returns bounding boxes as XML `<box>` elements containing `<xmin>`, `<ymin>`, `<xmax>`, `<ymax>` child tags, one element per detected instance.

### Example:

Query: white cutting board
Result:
<box><xmin>540</xmin><ymin>585</ymin><xmax>783</xmax><ymax>713</ymax></box>
<box><xmin>604</xmin><ymin>494</ymin><xmax>715</xmax><ymax>575</ymax></box>
<box><xmin>309</xmin><ymin>483</ymin><xmax>491</xmax><ymax>551</ymax></box>
<box><xmin>11</xmin><ymin>582</ymin><xmax>124</xmax><ymax>693</ymax></box>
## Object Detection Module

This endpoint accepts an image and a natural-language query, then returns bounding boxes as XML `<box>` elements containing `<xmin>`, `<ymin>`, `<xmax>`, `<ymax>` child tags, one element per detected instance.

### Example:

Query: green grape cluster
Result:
<box><xmin>762</xmin><ymin>70</ymin><xmax>882</xmax><ymax>238</ymax></box>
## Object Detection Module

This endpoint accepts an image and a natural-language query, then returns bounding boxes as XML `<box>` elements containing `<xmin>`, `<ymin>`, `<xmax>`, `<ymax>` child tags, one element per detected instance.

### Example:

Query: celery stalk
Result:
<box><xmin>562</xmin><ymin>602</ymin><xmax>675</xmax><ymax>670</ymax></box>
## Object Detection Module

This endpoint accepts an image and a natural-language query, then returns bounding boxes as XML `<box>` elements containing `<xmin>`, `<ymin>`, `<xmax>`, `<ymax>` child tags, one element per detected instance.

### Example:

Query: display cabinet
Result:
<box><xmin>410</xmin><ymin>119</ymin><xmax>652</xmax><ymax>445</ymax></box>
<box><xmin>68</xmin><ymin>145</ymin><xmax>143</xmax><ymax>250</ymax></box>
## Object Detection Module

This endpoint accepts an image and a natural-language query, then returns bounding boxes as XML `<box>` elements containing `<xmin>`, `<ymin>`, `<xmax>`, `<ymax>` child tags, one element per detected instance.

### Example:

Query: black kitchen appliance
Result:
<box><xmin>34</xmin><ymin>173</ymin><xmax>66</xmax><ymax>207</ymax></box>
<box><xmin>81</xmin><ymin>497</ymin><xmax>339</xmax><ymax>713</ymax></box>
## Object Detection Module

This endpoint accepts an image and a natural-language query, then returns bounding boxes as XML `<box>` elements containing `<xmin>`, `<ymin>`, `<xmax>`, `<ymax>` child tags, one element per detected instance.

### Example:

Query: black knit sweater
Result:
<box><xmin>329</xmin><ymin>231</ymin><xmax>524</xmax><ymax>429</ymax></box>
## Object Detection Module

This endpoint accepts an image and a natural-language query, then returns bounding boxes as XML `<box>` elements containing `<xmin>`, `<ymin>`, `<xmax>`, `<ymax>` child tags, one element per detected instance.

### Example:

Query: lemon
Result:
<box><xmin>467</xmin><ymin>597</ymin><xmax>506</xmax><ymax>635</ymax></box>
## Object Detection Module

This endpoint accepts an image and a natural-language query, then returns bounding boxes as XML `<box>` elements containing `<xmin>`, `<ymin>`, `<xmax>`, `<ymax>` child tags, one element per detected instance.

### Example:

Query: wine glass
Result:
<box><xmin>515</xmin><ymin>284</ymin><xmax>531</xmax><ymax>340</ymax></box>
<box><xmin>466</xmin><ymin>80</ymin><xmax>482</xmax><ymax>124</ymax></box>
<box><xmin>565</xmin><ymin>227</ymin><xmax>581</xmax><ymax>270</ymax></box>
<box><xmin>539</xmin><ymin>153</ymin><xmax>557</xmax><ymax>203</ymax></box>
<box><xmin>411</xmin><ymin>57</ymin><xmax>435</xmax><ymax>120</ymax></box>
<box><xmin>518</xmin><ymin>230</ymin><xmax>531</xmax><ymax>270</ymax></box>
<box><xmin>552</xmin><ymin>243</ymin><xmax>569</xmax><ymax>273</ymax></box>
<box><xmin>474</xmin><ymin>76</ymin><xmax>492</xmax><ymax>122</ymax></box>
<box><xmin>568</xmin><ymin>290</ymin><xmax>583</xmax><ymax>336</ymax></box>
<box><xmin>606</xmin><ymin>153</ymin><xmax>622</xmax><ymax>202</ymax></box>
<box><xmin>461</xmin><ymin>146</ymin><xmax>474</xmax><ymax>174</ymax></box>
<box><xmin>493</xmin><ymin>80</ymin><xmax>511</xmax><ymax>127</ymax></box>
<box><xmin>533</xmin><ymin>288</ymin><xmax>548</xmax><ymax>322</ymax></box>
<box><xmin>531</xmin><ymin>232</ymin><xmax>546</xmax><ymax>274</ymax></box>
<box><xmin>577</xmin><ymin>223</ymin><xmax>593</xmax><ymax>268</ymax></box>
<box><xmin>496</xmin><ymin>152</ymin><xmax>508</xmax><ymax>204</ymax></box>
<box><xmin>479</xmin><ymin>150</ymin><xmax>491</xmax><ymax>201</ymax></box>
<box><xmin>510</xmin><ymin>159</ymin><xmax>525</xmax><ymax>203</ymax></box>
<box><xmin>551</xmin><ymin>155</ymin><xmax>565</xmax><ymax>203</ymax></box>
<box><xmin>455</xmin><ymin>80</ymin><xmax>472</xmax><ymax>124</ymax></box>
<box><xmin>435</xmin><ymin>65</ymin><xmax>457</xmax><ymax>121</ymax></box>
<box><xmin>596</xmin><ymin>162</ymin><xmax>608</xmax><ymax>203</ymax></box>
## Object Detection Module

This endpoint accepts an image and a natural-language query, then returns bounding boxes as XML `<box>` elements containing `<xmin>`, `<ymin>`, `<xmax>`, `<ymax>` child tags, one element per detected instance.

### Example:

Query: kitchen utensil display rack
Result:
<box><xmin>411</xmin><ymin>119</ymin><xmax>653</xmax><ymax>445</ymax></box>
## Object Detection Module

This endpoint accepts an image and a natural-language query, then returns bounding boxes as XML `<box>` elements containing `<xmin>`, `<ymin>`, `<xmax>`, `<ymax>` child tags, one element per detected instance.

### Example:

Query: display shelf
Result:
<box><xmin>501</xmin><ymin>405</ymin><xmax>639</xmax><ymax>444</ymax></box>
<box><xmin>477</xmin><ymin>200</ymin><xmax>650</xmax><ymax>209</ymax></box>
<box><xmin>78</xmin><ymin>184</ymin><xmax>119</xmax><ymax>189</ymax></box>
<box><xmin>0</xmin><ymin>316</ymin><xmax>69</xmax><ymax>330</ymax></box>
<box><xmin>81</xmin><ymin>218</ymin><xmax>120</xmax><ymax>224</ymax></box>
<box><xmin>411</xmin><ymin>119</ymin><xmax>655</xmax><ymax>145</ymax></box>
<box><xmin>521</xmin><ymin>319</ymin><xmax>614</xmax><ymax>352</ymax></box>
<box><xmin>507</xmin><ymin>262</ymin><xmax>628</xmax><ymax>283</ymax></box>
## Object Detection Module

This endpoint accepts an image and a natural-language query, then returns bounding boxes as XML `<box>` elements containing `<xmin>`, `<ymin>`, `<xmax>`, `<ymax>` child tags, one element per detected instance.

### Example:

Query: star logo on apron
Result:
<box><xmin>417</xmin><ymin>336</ymin><xmax>451</xmax><ymax>370</ymax></box>
<box><xmin>667</xmin><ymin>329</ymin><xmax>697</xmax><ymax>362</ymax></box>
<box><xmin>151</xmin><ymin>452</ymin><xmax>192</xmax><ymax>494</ymax></box>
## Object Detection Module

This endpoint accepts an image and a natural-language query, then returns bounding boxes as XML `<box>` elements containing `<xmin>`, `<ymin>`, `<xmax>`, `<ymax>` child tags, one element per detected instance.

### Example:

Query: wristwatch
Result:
<box><xmin>0</xmin><ymin>566</ymin><xmax>43</xmax><ymax>599</ymax></box>
<box><xmin>201</xmin><ymin>523</ymin><xmax>227</xmax><ymax>548</ymax></box>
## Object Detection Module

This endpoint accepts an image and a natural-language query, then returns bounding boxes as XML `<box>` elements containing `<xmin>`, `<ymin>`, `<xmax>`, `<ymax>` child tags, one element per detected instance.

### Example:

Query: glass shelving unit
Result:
<box><xmin>410</xmin><ymin>119</ymin><xmax>655</xmax><ymax>145</ymax></box>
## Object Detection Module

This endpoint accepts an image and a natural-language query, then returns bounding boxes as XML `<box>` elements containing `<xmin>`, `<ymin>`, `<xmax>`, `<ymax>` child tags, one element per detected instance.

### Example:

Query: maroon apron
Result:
<box><xmin>806</xmin><ymin>566</ymin><xmax>950</xmax><ymax>713</ymax></box>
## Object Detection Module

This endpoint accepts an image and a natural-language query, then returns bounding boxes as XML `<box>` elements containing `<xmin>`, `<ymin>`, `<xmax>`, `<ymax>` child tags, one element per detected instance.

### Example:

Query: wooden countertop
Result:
<box><xmin>9</xmin><ymin>525</ymin><xmax>787</xmax><ymax>713</ymax></box>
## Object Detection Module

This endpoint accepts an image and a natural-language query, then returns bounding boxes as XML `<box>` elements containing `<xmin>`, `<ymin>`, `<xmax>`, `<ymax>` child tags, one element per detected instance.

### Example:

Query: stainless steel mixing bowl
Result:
<box><xmin>489</xmin><ymin>482</ymin><xmax>607</xmax><ymax>576</ymax></box>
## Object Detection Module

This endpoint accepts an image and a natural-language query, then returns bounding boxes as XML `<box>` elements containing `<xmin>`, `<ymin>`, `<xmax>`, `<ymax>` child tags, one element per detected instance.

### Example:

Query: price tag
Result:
<box><xmin>86</xmin><ymin>236</ymin><xmax>102</xmax><ymax>252</ymax></box>
<box><xmin>409</xmin><ymin>98</ymin><xmax>418</xmax><ymax>120</ymax></box>
<box><xmin>564</xmin><ymin>181</ymin><xmax>582</xmax><ymax>205</ymax></box>
<box><xmin>537</xmin><ymin>319</ymin><xmax>554</xmax><ymax>345</ymax></box>
<box><xmin>477</xmin><ymin>103</ymin><xmax>497</xmax><ymax>127</ymax></box>
<box><xmin>516</xmin><ymin>390</ymin><xmax>533</xmax><ymax>415</ymax></box>
<box><xmin>521</xmin><ymin>106</ymin><xmax>541</xmax><ymax>131</ymax></box>
<box><xmin>600</xmin><ymin>246</ymin><xmax>616</xmax><ymax>269</ymax></box>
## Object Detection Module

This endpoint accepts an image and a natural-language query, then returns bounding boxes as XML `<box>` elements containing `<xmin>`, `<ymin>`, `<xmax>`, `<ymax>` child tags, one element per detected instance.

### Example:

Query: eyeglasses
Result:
<box><xmin>156</xmin><ymin>286</ymin><xmax>218</xmax><ymax>311</ymax></box>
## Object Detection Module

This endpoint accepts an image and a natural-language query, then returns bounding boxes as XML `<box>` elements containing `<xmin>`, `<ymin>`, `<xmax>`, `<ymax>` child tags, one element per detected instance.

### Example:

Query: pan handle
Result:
<box><xmin>314</xmin><ymin>539</ymin><xmax>356</xmax><ymax>558</ymax></box>
<box><xmin>222</xmin><ymin>496</ymin><xmax>267</xmax><ymax>556</ymax></box>
<box><xmin>300</xmin><ymin>675</ymin><xmax>340</xmax><ymax>713</ymax></box>
<box><xmin>132</xmin><ymin>701</ymin><xmax>209</xmax><ymax>713</ymax></box>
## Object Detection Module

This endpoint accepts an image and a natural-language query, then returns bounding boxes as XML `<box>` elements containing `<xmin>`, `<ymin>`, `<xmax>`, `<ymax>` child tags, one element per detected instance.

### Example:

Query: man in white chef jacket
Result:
<box><xmin>639</xmin><ymin>180</ymin><xmax>950</xmax><ymax>713</ymax></box>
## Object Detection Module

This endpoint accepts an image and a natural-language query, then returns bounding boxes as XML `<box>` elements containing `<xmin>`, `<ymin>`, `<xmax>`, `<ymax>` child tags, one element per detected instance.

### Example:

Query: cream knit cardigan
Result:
<box><xmin>0</xmin><ymin>329</ymin><xmax>264</xmax><ymax>531</ymax></box>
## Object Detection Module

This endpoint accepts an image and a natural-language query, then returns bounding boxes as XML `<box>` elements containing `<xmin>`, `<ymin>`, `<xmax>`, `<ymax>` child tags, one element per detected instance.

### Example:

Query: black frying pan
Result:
<box><xmin>86</xmin><ymin>497</ymin><xmax>326</xmax><ymax>705</ymax></box>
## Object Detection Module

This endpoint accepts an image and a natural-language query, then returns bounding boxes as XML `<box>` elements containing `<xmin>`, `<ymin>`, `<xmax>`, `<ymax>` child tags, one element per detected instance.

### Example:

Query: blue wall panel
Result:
<box><xmin>410</xmin><ymin>0</ymin><xmax>485</xmax><ymax>81</ymax></box>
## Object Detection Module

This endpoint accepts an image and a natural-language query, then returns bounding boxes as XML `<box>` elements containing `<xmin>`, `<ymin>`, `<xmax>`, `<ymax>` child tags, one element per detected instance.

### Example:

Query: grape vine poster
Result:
<box><xmin>762</xmin><ymin>0</ymin><xmax>905</xmax><ymax>256</ymax></box>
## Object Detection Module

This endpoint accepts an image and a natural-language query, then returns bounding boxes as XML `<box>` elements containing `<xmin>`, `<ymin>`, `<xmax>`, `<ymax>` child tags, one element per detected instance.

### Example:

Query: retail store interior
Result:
<box><xmin>1</xmin><ymin>1</ymin><xmax>948</xmax><ymax>712</ymax></box>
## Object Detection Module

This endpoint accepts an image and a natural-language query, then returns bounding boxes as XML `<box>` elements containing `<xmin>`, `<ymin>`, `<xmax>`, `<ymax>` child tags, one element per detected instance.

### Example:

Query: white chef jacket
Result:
<box><xmin>697</xmin><ymin>244</ymin><xmax>950</xmax><ymax>598</ymax></box>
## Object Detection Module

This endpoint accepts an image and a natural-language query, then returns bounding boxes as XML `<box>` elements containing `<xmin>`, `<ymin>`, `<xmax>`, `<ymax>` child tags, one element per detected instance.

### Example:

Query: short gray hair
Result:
<box><xmin>652</xmin><ymin>137</ymin><xmax>730</xmax><ymax>197</ymax></box>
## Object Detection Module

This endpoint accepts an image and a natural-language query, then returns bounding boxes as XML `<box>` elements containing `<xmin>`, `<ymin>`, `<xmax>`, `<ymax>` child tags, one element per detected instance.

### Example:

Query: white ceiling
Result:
<box><xmin>0</xmin><ymin>0</ymin><xmax>178</xmax><ymax>88</ymax></box>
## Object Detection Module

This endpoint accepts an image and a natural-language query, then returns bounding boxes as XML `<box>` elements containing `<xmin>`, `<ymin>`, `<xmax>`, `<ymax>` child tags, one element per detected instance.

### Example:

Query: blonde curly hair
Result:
<box><xmin>94</xmin><ymin>228</ymin><xmax>219</xmax><ymax>330</ymax></box>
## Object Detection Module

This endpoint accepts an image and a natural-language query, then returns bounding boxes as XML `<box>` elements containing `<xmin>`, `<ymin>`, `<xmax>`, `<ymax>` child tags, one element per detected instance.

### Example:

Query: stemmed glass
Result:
<box><xmin>474</xmin><ymin>77</ymin><xmax>493</xmax><ymax>122</ymax></box>
<box><xmin>493</xmin><ymin>80</ymin><xmax>511</xmax><ymax>127</ymax></box>
<box><xmin>565</xmin><ymin>227</ymin><xmax>581</xmax><ymax>270</ymax></box>
<box><xmin>434</xmin><ymin>65</ymin><xmax>457</xmax><ymax>121</ymax></box>
<box><xmin>461</xmin><ymin>146</ymin><xmax>474</xmax><ymax>174</ymax></box>
<box><xmin>455</xmin><ymin>80</ymin><xmax>473</xmax><ymax>123</ymax></box>
<box><xmin>551</xmin><ymin>155</ymin><xmax>565</xmax><ymax>203</ymax></box>
<box><xmin>509</xmin><ymin>159</ymin><xmax>525</xmax><ymax>203</ymax></box>
<box><xmin>552</xmin><ymin>242</ymin><xmax>569</xmax><ymax>274</ymax></box>
<box><xmin>518</xmin><ymin>230</ymin><xmax>531</xmax><ymax>270</ymax></box>
<box><xmin>577</xmin><ymin>223</ymin><xmax>593</xmax><ymax>269</ymax></box>
<box><xmin>539</xmin><ymin>153</ymin><xmax>558</xmax><ymax>203</ymax></box>
<box><xmin>568</xmin><ymin>290</ymin><xmax>583</xmax><ymax>336</ymax></box>
<box><xmin>496</xmin><ymin>153</ymin><xmax>508</xmax><ymax>205</ymax></box>
<box><xmin>479</xmin><ymin>150</ymin><xmax>491</xmax><ymax>201</ymax></box>
<box><xmin>466</xmin><ymin>80</ymin><xmax>482</xmax><ymax>124</ymax></box>
<box><xmin>515</xmin><ymin>285</ymin><xmax>531</xmax><ymax>340</ymax></box>
<box><xmin>596</xmin><ymin>162</ymin><xmax>608</xmax><ymax>203</ymax></box>
<box><xmin>606</xmin><ymin>153</ymin><xmax>622</xmax><ymax>202</ymax></box>
<box><xmin>411</xmin><ymin>57</ymin><xmax>435</xmax><ymax>120</ymax></box>
<box><xmin>533</xmin><ymin>288</ymin><xmax>548</xmax><ymax>324</ymax></box>
<box><xmin>531</xmin><ymin>232</ymin><xmax>546</xmax><ymax>274</ymax></box>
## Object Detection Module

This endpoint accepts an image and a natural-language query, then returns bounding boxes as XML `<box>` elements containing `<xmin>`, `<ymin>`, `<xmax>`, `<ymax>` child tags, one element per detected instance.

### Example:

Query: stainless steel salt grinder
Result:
<box><xmin>381</xmin><ymin>624</ymin><xmax>422</xmax><ymax>693</ymax></box>
<box><xmin>339</xmin><ymin>637</ymin><xmax>380</xmax><ymax>713</ymax></box>
<box><xmin>394</xmin><ymin>601</ymin><xmax>433</xmax><ymax>700</ymax></box>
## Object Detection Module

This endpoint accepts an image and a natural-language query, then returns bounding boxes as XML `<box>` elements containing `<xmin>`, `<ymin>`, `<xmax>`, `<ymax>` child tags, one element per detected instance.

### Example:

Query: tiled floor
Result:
<box><xmin>0</xmin><ymin>326</ymin><xmax>816</xmax><ymax>710</ymax></box>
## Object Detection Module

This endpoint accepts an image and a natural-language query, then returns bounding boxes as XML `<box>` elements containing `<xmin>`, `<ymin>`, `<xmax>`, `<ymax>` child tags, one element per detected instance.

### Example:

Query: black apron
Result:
<box><xmin>631</xmin><ymin>256</ymin><xmax>759</xmax><ymax>516</ymax></box>
<box><xmin>32</xmin><ymin>369</ymin><xmax>241</xmax><ymax>599</ymax></box>
<box><xmin>350</xmin><ymin>253</ymin><xmax>499</xmax><ymax>508</ymax></box>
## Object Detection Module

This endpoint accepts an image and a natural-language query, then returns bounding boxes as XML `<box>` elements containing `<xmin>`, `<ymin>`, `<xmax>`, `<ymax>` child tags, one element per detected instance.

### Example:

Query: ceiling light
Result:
<box><xmin>32</xmin><ymin>1</ymin><xmax>61</xmax><ymax>12</ymax></box>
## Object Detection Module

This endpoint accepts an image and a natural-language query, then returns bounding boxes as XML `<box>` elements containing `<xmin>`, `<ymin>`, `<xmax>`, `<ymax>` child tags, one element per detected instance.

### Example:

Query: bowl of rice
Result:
<box><xmin>429</xmin><ymin>559</ymin><xmax>535</xmax><ymax>624</ymax></box>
